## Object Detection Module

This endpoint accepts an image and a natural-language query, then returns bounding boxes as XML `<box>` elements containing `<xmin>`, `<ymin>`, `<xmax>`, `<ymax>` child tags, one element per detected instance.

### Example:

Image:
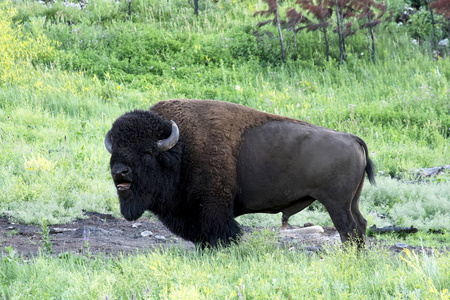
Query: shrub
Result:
<box><xmin>0</xmin><ymin>2</ymin><xmax>58</xmax><ymax>85</ymax></box>
<box><xmin>408</xmin><ymin>7</ymin><xmax>440</xmax><ymax>41</ymax></box>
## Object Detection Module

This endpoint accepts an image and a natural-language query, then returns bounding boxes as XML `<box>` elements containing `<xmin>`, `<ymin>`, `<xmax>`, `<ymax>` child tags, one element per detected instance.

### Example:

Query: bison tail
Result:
<box><xmin>366</xmin><ymin>157</ymin><xmax>376</xmax><ymax>186</ymax></box>
<box><xmin>353</xmin><ymin>135</ymin><xmax>376</xmax><ymax>186</ymax></box>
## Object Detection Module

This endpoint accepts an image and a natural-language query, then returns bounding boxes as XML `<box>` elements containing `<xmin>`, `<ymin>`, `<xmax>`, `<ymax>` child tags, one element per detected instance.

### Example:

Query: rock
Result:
<box><xmin>50</xmin><ymin>227</ymin><xmax>76</xmax><ymax>234</ymax></box>
<box><xmin>280</xmin><ymin>225</ymin><xmax>325</xmax><ymax>237</ymax></box>
<box><xmin>395</xmin><ymin>242</ymin><xmax>408</xmax><ymax>249</ymax></box>
<box><xmin>369</xmin><ymin>225</ymin><xmax>418</xmax><ymax>234</ymax></box>
<box><xmin>140</xmin><ymin>231</ymin><xmax>153</xmax><ymax>237</ymax></box>
<box><xmin>72</xmin><ymin>226</ymin><xmax>111</xmax><ymax>238</ymax></box>
<box><xmin>82</xmin><ymin>210</ymin><xmax>113</xmax><ymax>220</ymax></box>
<box><xmin>132</xmin><ymin>222</ymin><xmax>142</xmax><ymax>228</ymax></box>
<box><xmin>379</xmin><ymin>213</ymin><xmax>389</xmax><ymax>219</ymax></box>
<box><xmin>368</xmin><ymin>210</ymin><xmax>377</xmax><ymax>218</ymax></box>
<box><xmin>438</xmin><ymin>38</ymin><xmax>449</xmax><ymax>47</ymax></box>
<box><xmin>155</xmin><ymin>235</ymin><xmax>166</xmax><ymax>241</ymax></box>
<box><xmin>415</xmin><ymin>166</ymin><xmax>445</xmax><ymax>177</ymax></box>
<box><xmin>301</xmin><ymin>246</ymin><xmax>323</xmax><ymax>252</ymax></box>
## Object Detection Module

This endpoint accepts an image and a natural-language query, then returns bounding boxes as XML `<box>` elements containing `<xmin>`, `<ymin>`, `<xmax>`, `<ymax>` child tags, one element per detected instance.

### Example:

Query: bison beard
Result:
<box><xmin>106</xmin><ymin>99</ymin><xmax>376</xmax><ymax>249</ymax></box>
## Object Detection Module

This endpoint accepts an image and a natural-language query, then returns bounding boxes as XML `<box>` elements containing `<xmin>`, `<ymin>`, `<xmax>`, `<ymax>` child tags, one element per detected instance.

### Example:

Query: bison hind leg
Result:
<box><xmin>350</xmin><ymin>175</ymin><xmax>368</xmax><ymax>248</ymax></box>
<box><xmin>281</xmin><ymin>214</ymin><xmax>294</xmax><ymax>230</ymax></box>
<box><xmin>315</xmin><ymin>193</ymin><xmax>363</xmax><ymax>250</ymax></box>
<box><xmin>281</xmin><ymin>197</ymin><xmax>315</xmax><ymax>230</ymax></box>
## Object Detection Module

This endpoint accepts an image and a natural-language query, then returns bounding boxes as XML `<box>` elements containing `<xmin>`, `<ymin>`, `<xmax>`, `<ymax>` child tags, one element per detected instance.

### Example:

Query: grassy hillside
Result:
<box><xmin>1</xmin><ymin>0</ymin><xmax>450</xmax><ymax>298</ymax></box>
<box><xmin>1</xmin><ymin>0</ymin><xmax>448</xmax><ymax>229</ymax></box>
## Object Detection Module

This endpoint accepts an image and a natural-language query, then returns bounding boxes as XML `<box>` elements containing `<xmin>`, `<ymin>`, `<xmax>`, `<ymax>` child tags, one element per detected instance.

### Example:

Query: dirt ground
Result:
<box><xmin>0</xmin><ymin>211</ymin><xmax>442</xmax><ymax>259</ymax></box>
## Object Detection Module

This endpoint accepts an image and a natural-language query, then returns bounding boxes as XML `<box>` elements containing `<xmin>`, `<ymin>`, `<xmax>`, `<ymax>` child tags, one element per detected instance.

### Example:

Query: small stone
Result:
<box><xmin>155</xmin><ymin>235</ymin><xmax>166</xmax><ymax>241</ymax></box>
<box><xmin>296</xmin><ymin>226</ymin><xmax>324</xmax><ymax>234</ymax></box>
<box><xmin>132</xmin><ymin>222</ymin><xmax>142</xmax><ymax>228</ymax></box>
<box><xmin>438</xmin><ymin>38</ymin><xmax>449</xmax><ymax>47</ymax></box>
<box><xmin>140</xmin><ymin>231</ymin><xmax>153</xmax><ymax>237</ymax></box>
<box><xmin>7</xmin><ymin>226</ymin><xmax>15</xmax><ymax>230</ymax></box>
<box><xmin>395</xmin><ymin>242</ymin><xmax>408</xmax><ymax>248</ymax></box>
<box><xmin>50</xmin><ymin>227</ymin><xmax>76</xmax><ymax>234</ymax></box>
<box><xmin>303</xmin><ymin>246</ymin><xmax>323</xmax><ymax>252</ymax></box>
<box><xmin>280</xmin><ymin>225</ymin><xmax>325</xmax><ymax>239</ymax></box>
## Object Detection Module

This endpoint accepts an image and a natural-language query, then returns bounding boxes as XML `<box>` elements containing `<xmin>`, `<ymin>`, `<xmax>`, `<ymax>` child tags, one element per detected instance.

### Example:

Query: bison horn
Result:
<box><xmin>157</xmin><ymin>120</ymin><xmax>179</xmax><ymax>152</ymax></box>
<box><xmin>104</xmin><ymin>131</ymin><xmax>113</xmax><ymax>154</ymax></box>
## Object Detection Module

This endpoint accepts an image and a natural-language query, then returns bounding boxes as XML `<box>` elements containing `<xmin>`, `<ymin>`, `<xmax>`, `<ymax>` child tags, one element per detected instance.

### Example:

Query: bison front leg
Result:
<box><xmin>199</xmin><ymin>199</ymin><xmax>241</xmax><ymax>248</ymax></box>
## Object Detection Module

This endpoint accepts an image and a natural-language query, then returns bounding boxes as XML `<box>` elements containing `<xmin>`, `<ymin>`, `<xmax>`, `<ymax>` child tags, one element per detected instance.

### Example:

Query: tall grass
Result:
<box><xmin>1</xmin><ymin>234</ymin><xmax>449</xmax><ymax>299</ymax></box>
<box><xmin>0</xmin><ymin>0</ymin><xmax>449</xmax><ymax>298</ymax></box>
<box><xmin>0</xmin><ymin>0</ymin><xmax>449</xmax><ymax>228</ymax></box>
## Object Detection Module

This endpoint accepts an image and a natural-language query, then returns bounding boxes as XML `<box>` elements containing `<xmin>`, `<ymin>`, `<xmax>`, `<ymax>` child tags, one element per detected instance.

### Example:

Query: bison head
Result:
<box><xmin>105</xmin><ymin>110</ymin><xmax>182</xmax><ymax>221</ymax></box>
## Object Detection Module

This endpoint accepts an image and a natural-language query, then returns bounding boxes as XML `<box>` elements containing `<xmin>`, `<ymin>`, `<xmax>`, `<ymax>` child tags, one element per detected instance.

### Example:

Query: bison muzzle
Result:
<box><xmin>105</xmin><ymin>99</ymin><xmax>376</xmax><ymax>248</ymax></box>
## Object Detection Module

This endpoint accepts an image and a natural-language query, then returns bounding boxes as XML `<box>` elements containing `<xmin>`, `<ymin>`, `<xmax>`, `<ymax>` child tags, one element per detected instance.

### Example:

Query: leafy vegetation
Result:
<box><xmin>0</xmin><ymin>0</ymin><xmax>448</xmax><ymax>226</ymax></box>
<box><xmin>0</xmin><ymin>0</ymin><xmax>449</xmax><ymax>297</ymax></box>
<box><xmin>1</xmin><ymin>232</ymin><xmax>450</xmax><ymax>299</ymax></box>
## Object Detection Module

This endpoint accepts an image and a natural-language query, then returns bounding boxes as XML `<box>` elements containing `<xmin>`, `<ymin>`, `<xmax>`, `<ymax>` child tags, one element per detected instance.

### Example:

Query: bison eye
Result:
<box><xmin>143</xmin><ymin>151</ymin><xmax>154</xmax><ymax>158</ymax></box>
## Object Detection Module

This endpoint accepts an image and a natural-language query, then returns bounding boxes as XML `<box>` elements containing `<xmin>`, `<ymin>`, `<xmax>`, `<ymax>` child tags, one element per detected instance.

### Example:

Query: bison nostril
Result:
<box><xmin>112</xmin><ymin>166</ymin><xmax>132</xmax><ymax>178</ymax></box>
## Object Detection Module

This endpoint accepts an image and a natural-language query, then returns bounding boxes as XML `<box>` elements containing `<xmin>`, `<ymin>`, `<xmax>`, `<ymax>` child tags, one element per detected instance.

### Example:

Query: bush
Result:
<box><xmin>0</xmin><ymin>2</ymin><xmax>58</xmax><ymax>85</ymax></box>
<box><xmin>408</xmin><ymin>8</ymin><xmax>437</xmax><ymax>41</ymax></box>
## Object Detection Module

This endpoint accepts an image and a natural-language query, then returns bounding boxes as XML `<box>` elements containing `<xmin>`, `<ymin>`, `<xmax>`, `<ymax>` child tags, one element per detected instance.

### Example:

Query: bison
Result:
<box><xmin>105</xmin><ymin>99</ymin><xmax>375</xmax><ymax>248</ymax></box>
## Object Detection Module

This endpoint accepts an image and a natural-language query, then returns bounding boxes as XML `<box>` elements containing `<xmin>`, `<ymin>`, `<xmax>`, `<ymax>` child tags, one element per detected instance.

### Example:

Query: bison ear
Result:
<box><xmin>156</xmin><ymin>120</ymin><xmax>179</xmax><ymax>152</ymax></box>
<box><xmin>104</xmin><ymin>131</ymin><xmax>113</xmax><ymax>154</ymax></box>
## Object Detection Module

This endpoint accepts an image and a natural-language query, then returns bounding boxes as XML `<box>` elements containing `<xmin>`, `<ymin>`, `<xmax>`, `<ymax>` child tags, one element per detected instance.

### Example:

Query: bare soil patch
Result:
<box><xmin>0</xmin><ymin>211</ymin><xmax>442</xmax><ymax>258</ymax></box>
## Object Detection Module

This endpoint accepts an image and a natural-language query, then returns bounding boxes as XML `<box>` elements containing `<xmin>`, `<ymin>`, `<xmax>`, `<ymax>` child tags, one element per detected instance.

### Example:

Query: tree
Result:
<box><xmin>188</xmin><ymin>0</ymin><xmax>199</xmax><ymax>15</ymax></box>
<box><xmin>285</xmin><ymin>8</ymin><xmax>308</xmax><ymax>60</ymax></box>
<box><xmin>296</xmin><ymin>0</ymin><xmax>333</xmax><ymax>61</ymax></box>
<box><xmin>430</xmin><ymin>0</ymin><xmax>450</xmax><ymax>19</ymax></box>
<box><xmin>128</xmin><ymin>0</ymin><xmax>132</xmax><ymax>20</ymax></box>
<box><xmin>254</xmin><ymin>0</ymin><xmax>287</xmax><ymax>62</ymax></box>
<box><xmin>355</xmin><ymin>0</ymin><xmax>387</xmax><ymax>63</ymax></box>
<box><xmin>430</xmin><ymin>0</ymin><xmax>450</xmax><ymax>45</ymax></box>
<box><xmin>194</xmin><ymin>0</ymin><xmax>199</xmax><ymax>15</ymax></box>
<box><xmin>333</xmin><ymin>0</ymin><xmax>358</xmax><ymax>64</ymax></box>
<box><xmin>427</xmin><ymin>0</ymin><xmax>438</xmax><ymax>46</ymax></box>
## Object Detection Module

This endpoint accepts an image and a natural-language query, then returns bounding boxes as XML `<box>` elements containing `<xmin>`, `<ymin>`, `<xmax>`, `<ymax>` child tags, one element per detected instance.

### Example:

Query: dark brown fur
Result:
<box><xmin>107</xmin><ymin>99</ymin><xmax>375</xmax><ymax>248</ymax></box>
<box><xmin>151</xmin><ymin>99</ymin><xmax>309</xmax><ymax>224</ymax></box>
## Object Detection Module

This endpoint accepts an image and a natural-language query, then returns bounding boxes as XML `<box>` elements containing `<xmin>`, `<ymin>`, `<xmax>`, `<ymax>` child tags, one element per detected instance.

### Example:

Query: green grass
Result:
<box><xmin>0</xmin><ymin>0</ymin><xmax>448</xmax><ymax>228</ymax></box>
<box><xmin>1</xmin><ymin>59</ymin><xmax>448</xmax><ymax>228</ymax></box>
<box><xmin>0</xmin><ymin>0</ymin><xmax>448</xmax><ymax>225</ymax></box>
<box><xmin>1</xmin><ymin>233</ymin><xmax>449</xmax><ymax>299</ymax></box>
<box><xmin>0</xmin><ymin>0</ymin><xmax>450</xmax><ymax>297</ymax></box>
